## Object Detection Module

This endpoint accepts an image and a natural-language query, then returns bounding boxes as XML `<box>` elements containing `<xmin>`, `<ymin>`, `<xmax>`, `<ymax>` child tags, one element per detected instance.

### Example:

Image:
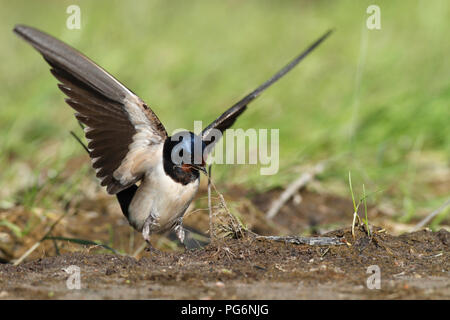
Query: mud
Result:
<box><xmin>0</xmin><ymin>179</ymin><xmax>449</xmax><ymax>299</ymax></box>
<box><xmin>0</xmin><ymin>226</ymin><xmax>448</xmax><ymax>299</ymax></box>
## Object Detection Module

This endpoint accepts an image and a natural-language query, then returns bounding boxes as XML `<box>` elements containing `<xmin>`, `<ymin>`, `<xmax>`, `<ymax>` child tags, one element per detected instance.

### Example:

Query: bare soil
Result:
<box><xmin>0</xmin><ymin>184</ymin><xmax>449</xmax><ymax>299</ymax></box>
<box><xmin>0</xmin><ymin>226</ymin><xmax>449</xmax><ymax>299</ymax></box>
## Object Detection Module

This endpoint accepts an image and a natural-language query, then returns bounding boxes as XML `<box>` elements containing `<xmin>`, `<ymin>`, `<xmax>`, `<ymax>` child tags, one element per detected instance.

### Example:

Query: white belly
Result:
<box><xmin>127</xmin><ymin>161</ymin><xmax>199</xmax><ymax>232</ymax></box>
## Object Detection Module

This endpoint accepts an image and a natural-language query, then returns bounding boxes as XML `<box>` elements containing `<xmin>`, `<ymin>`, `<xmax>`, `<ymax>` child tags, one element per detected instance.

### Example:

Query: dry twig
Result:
<box><xmin>266</xmin><ymin>162</ymin><xmax>326</xmax><ymax>219</ymax></box>
<box><xmin>250</xmin><ymin>232</ymin><xmax>343</xmax><ymax>246</ymax></box>
<box><xmin>412</xmin><ymin>199</ymin><xmax>450</xmax><ymax>231</ymax></box>
<box><xmin>207</xmin><ymin>164</ymin><xmax>215</xmax><ymax>241</ymax></box>
<box><xmin>256</xmin><ymin>235</ymin><xmax>343</xmax><ymax>246</ymax></box>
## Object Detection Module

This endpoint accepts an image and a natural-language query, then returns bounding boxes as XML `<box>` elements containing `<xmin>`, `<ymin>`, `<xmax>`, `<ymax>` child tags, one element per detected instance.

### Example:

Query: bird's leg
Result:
<box><xmin>174</xmin><ymin>217</ymin><xmax>186</xmax><ymax>246</ymax></box>
<box><xmin>142</xmin><ymin>212</ymin><xmax>160</xmax><ymax>252</ymax></box>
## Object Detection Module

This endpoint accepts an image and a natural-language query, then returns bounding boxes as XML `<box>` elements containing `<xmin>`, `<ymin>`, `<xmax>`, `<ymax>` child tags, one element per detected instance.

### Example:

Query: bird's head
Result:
<box><xmin>163</xmin><ymin>131</ymin><xmax>207</xmax><ymax>178</ymax></box>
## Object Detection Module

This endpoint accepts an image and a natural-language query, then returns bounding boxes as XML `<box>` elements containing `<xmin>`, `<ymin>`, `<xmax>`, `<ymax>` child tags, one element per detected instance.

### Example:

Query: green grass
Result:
<box><xmin>348</xmin><ymin>171</ymin><xmax>371</xmax><ymax>236</ymax></box>
<box><xmin>0</xmin><ymin>0</ymin><xmax>449</xmax><ymax>224</ymax></box>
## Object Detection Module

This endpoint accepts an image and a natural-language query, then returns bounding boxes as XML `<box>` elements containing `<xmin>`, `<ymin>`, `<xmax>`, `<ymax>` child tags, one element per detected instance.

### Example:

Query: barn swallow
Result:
<box><xmin>13</xmin><ymin>25</ymin><xmax>332</xmax><ymax>246</ymax></box>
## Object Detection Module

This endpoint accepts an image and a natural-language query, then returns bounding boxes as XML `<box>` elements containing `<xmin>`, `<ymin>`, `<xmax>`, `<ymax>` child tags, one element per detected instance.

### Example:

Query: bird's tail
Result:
<box><xmin>116</xmin><ymin>185</ymin><xmax>138</xmax><ymax>219</ymax></box>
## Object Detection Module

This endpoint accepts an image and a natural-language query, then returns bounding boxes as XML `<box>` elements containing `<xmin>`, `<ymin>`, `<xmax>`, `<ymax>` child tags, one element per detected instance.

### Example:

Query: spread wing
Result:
<box><xmin>14</xmin><ymin>25</ymin><xmax>168</xmax><ymax>194</ymax></box>
<box><xmin>201</xmin><ymin>29</ymin><xmax>333</xmax><ymax>152</ymax></box>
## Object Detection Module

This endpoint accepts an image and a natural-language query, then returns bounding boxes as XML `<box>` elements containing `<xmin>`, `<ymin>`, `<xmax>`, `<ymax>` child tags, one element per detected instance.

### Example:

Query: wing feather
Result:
<box><xmin>202</xmin><ymin>29</ymin><xmax>333</xmax><ymax>151</ymax></box>
<box><xmin>14</xmin><ymin>24</ymin><xmax>168</xmax><ymax>194</ymax></box>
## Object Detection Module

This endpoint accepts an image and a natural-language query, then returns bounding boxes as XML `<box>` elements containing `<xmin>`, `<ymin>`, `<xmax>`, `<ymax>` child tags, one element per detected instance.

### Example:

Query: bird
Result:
<box><xmin>13</xmin><ymin>24</ymin><xmax>332</xmax><ymax>247</ymax></box>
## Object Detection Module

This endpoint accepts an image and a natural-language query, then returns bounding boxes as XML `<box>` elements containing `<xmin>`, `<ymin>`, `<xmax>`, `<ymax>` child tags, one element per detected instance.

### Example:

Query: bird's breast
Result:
<box><xmin>127</xmin><ymin>161</ymin><xmax>199</xmax><ymax>232</ymax></box>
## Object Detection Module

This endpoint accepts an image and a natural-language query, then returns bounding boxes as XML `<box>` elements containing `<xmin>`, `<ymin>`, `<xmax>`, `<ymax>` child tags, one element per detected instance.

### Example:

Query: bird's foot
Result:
<box><xmin>142</xmin><ymin>213</ymin><xmax>161</xmax><ymax>254</ymax></box>
<box><xmin>174</xmin><ymin>224</ymin><xmax>186</xmax><ymax>245</ymax></box>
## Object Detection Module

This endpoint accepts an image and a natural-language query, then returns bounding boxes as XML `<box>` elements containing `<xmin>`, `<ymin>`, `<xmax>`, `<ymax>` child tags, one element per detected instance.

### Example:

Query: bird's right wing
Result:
<box><xmin>14</xmin><ymin>25</ymin><xmax>168</xmax><ymax>194</ymax></box>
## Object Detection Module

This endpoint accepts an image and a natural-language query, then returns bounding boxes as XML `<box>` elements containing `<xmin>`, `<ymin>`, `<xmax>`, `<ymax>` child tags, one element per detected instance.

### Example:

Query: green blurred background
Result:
<box><xmin>0</xmin><ymin>0</ymin><xmax>449</xmax><ymax>224</ymax></box>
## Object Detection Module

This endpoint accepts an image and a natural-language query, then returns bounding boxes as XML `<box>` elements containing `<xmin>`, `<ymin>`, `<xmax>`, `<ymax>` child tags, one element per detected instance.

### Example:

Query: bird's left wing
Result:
<box><xmin>201</xmin><ymin>29</ymin><xmax>333</xmax><ymax>152</ymax></box>
<box><xmin>14</xmin><ymin>25</ymin><xmax>168</xmax><ymax>194</ymax></box>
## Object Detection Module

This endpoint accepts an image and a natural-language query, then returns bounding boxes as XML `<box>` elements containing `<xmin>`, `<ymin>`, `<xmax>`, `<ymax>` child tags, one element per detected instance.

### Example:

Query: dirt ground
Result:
<box><xmin>0</xmin><ymin>227</ymin><xmax>448</xmax><ymax>299</ymax></box>
<box><xmin>0</xmin><ymin>182</ymin><xmax>449</xmax><ymax>299</ymax></box>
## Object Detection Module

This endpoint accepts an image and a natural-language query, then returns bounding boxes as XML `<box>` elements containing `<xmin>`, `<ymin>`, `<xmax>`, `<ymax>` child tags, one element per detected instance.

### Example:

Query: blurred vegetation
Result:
<box><xmin>0</xmin><ymin>0</ymin><xmax>448</xmax><ymax>225</ymax></box>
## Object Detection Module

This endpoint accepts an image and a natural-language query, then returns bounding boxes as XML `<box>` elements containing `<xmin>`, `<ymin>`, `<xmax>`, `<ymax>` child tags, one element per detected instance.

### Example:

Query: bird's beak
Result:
<box><xmin>191</xmin><ymin>164</ymin><xmax>207</xmax><ymax>175</ymax></box>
